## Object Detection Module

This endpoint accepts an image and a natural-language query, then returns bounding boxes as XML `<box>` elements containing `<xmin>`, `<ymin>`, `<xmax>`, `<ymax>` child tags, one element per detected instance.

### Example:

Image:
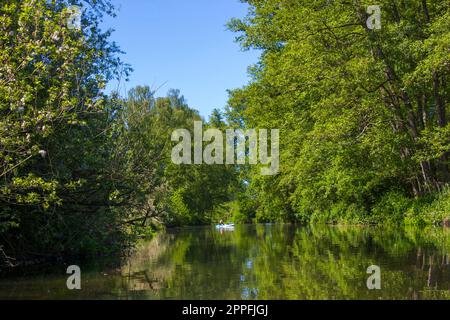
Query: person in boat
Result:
<box><xmin>219</xmin><ymin>219</ymin><xmax>224</xmax><ymax>226</ymax></box>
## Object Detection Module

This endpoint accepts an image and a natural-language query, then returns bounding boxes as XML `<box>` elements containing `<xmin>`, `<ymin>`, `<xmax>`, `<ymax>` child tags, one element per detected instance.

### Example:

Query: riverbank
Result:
<box><xmin>2</xmin><ymin>190</ymin><xmax>449</xmax><ymax>274</ymax></box>
<box><xmin>223</xmin><ymin>188</ymin><xmax>450</xmax><ymax>227</ymax></box>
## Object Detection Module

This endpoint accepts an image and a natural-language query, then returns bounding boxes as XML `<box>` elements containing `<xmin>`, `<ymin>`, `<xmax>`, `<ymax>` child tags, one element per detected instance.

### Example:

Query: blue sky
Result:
<box><xmin>102</xmin><ymin>0</ymin><xmax>259</xmax><ymax>118</ymax></box>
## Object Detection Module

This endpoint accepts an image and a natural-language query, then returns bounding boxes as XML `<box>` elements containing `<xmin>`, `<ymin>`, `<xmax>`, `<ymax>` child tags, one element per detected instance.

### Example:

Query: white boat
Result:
<box><xmin>215</xmin><ymin>223</ymin><xmax>235</xmax><ymax>230</ymax></box>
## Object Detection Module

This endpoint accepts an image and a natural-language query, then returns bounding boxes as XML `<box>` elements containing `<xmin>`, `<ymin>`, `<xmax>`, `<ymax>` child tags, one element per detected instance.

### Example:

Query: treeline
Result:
<box><xmin>225</xmin><ymin>0</ymin><xmax>450</xmax><ymax>225</ymax></box>
<box><xmin>109</xmin><ymin>87</ymin><xmax>240</xmax><ymax>228</ymax></box>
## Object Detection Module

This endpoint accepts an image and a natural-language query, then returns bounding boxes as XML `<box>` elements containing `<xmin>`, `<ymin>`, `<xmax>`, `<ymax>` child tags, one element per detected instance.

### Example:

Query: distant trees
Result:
<box><xmin>111</xmin><ymin>87</ymin><xmax>240</xmax><ymax>227</ymax></box>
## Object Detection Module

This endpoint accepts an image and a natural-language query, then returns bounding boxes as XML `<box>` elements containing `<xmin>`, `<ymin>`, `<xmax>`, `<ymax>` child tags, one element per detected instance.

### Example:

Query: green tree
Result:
<box><xmin>0</xmin><ymin>0</ymin><xmax>130</xmax><ymax>261</ymax></box>
<box><xmin>110</xmin><ymin>86</ymin><xmax>240</xmax><ymax>228</ymax></box>
<box><xmin>227</xmin><ymin>0</ymin><xmax>449</xmax><ymax>224</ymax></box>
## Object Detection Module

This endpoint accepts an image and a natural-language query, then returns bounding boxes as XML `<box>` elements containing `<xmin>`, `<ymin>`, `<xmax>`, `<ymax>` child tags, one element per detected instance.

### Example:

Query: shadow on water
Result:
<box><xmin>0</xmin><ymin>224</ymin><xmax>449</xmax><ymax>299</ymax></box>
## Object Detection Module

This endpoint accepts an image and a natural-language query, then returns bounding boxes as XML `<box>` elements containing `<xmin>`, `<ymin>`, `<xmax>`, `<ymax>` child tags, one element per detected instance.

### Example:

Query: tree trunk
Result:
<box><xmin>433</xmin><ymin>72</ymin><xmax>446</xmax><ymax>128</ymax></box>
<box><xmin>427</xmin><ymin>255</ymin><xmax>437</xmax><ymax>288</ymax></box>
<box><xmin>422</xmin><ymin>0</ymin><xmax>430</xmax><ymax>24</ymax></box>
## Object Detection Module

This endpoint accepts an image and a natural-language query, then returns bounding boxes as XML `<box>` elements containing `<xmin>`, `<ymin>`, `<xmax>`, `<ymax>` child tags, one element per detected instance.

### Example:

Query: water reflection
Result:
<box><xmin>0</xmin><ymin>224</ymin><xmax>449</xmax><ymax>299</ymax></box>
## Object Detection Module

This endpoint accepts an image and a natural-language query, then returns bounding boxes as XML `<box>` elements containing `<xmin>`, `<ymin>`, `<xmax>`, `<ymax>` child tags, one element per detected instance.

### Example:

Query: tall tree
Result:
<box><xmin>227</xmin><ymin>0</ymin><xmax>449</xmax><ymax>223</ymax></box>
<box><xmin>0</xmin><ymin>0</ymin><xmax>130</xmax><ymax>261</ymax></box>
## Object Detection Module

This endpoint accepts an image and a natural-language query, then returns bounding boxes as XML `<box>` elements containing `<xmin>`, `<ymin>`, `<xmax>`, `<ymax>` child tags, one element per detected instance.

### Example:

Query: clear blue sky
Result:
<box><xmin>102</xmin><ymin>0</ymin><xmax>259</xmax><ymax>118</ymax></box>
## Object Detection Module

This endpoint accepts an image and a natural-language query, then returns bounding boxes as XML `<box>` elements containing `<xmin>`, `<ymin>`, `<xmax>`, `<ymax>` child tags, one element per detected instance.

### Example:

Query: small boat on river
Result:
<box><xmin>215</xmin><ymin>223</ymin><xmax>235</xmax><ymax>230</ymax></box>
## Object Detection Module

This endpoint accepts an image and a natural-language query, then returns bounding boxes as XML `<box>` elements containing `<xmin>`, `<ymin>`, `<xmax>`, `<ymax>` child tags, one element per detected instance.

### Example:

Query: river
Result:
<box><xmin>0</xmin><ymin>224</ymin><xmax>449</xmax><ymax>299</ymax></box>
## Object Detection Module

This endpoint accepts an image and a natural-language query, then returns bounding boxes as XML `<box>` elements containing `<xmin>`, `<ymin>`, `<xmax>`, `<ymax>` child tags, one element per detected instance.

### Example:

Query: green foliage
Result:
<box><xmin>404</xmin><ymin>187</ymin><xmax>450</xmax><ymax>225</ymax></box>
<box><xmin>0</xmin><ymin>0</ymin><xmax>131</xmax><ymax>263</ymax></box>
<box><xmin>110</xmin><ymin>86</ymin><xmax>241</xmax><ymax>228</ymax></box>
<box><xmin>226</xmin><ymin>0</ymin><xmax>450</xmax><ymax>225</ymax></box>
<box><xmin>371</xmin><ymin>190</ymin><xmax>413</xmax><ymax>223</ymax></box>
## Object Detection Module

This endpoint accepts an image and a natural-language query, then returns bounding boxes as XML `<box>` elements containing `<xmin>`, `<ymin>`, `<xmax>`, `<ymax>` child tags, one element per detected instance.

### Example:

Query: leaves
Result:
<box><xmin>227</xmin><ymin>0</ymin><xmax>450</xmax><ymax>224</ymax></box>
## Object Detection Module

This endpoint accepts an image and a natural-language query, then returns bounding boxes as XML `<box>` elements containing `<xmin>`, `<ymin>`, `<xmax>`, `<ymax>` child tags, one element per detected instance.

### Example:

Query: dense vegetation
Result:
<box><xmin>226</xmin><ymin>0</ymin><xmax>450</xmax><ymax>225</ymax></box>
<box><xmin>0</xmin><ymin>0</ymin><xmax>449</xmax><ymax>268</ymax></box>
<box><xmin>0</xmin><ymin>0</ymin><xmax>132</xmax><ymax>265</ymax></box>
<box><xmin>0</xmin><ymin>0</ymin><xmax>237</xmax><ymax>267</ymax></box>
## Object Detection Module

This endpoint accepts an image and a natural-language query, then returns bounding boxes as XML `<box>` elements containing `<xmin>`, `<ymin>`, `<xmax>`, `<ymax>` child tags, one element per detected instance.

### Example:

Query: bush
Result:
<box><xmin>371</xmin><ymin>190</ymin><xmax>413</xmax><ymax>224</ymax></box>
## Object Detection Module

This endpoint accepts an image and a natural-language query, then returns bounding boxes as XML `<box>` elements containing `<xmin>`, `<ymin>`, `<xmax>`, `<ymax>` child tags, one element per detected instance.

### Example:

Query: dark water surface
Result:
<box><xmin>0</xmin><ymin>224</ymin><xmax>449</xmax><ymax>299</ymax></box>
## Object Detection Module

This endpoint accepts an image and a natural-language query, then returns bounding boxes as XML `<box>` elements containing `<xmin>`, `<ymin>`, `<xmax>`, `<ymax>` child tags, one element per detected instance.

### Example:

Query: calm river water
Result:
<box><xmin>0</xmin><ymin>224</ymin><xmax>449</xmax><ymax>299</ymax></box>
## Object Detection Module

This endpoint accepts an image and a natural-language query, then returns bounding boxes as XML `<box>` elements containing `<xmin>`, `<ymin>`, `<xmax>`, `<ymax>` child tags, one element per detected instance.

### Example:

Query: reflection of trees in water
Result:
<box><xmin>415</xmin><ymin>250</ymin><xmax>450</xmax><ymax>299</ymax></box>
<box><xmin>253</xmin><ymin>226</ymin><xmax>450</xmax><ymax>300</ymax></box>
<box><xmin>118</xmin><ymin>225</ymin><xmax>450</xmax><ymax>300</ymax></box>
<box><xmin>120</xmin><ymin>232</ymin><xmax>179</xmax><ymax>296</ymax></box>
<box><xmin>410</xmin><ymin>228</ymin><xmax>450</xmax><ymax>299</ymax></box>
